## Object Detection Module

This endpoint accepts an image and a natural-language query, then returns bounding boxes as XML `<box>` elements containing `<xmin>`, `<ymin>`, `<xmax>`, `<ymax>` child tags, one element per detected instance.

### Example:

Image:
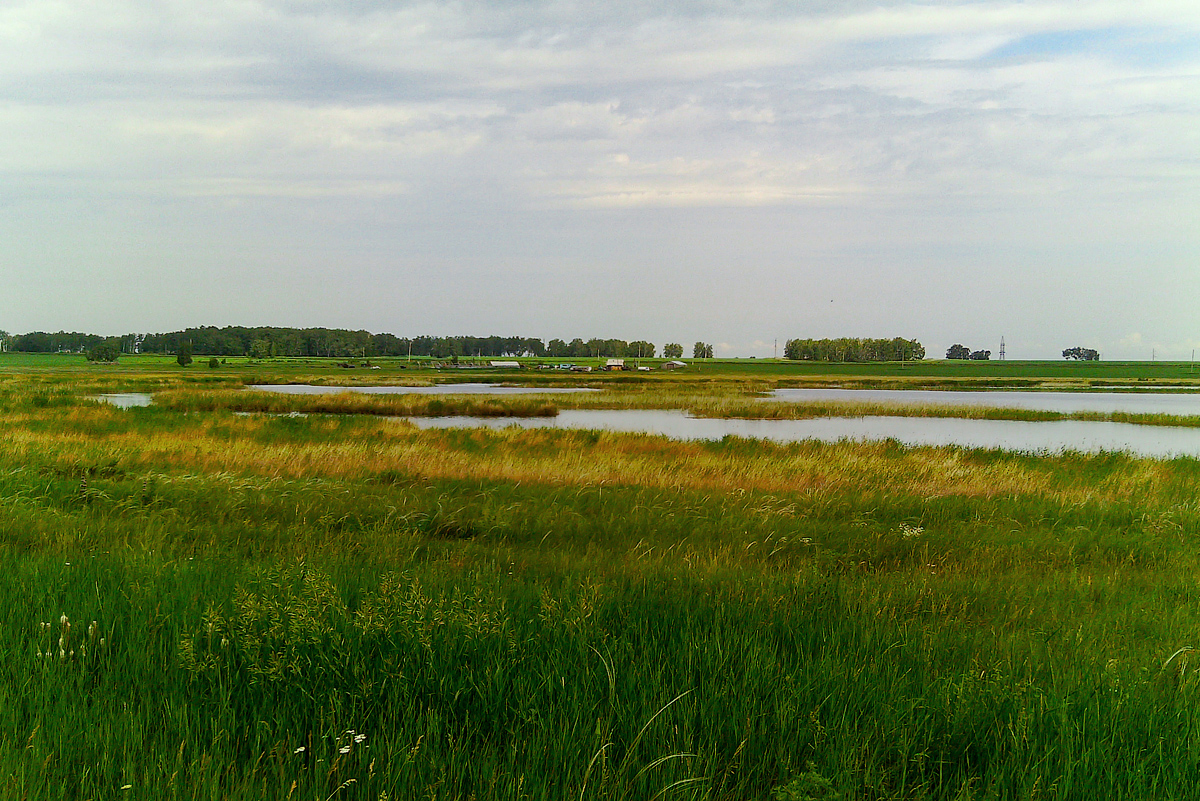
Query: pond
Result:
<box><xmin>770</xmin><ymin>388</ymin><xmax>1200</xmax><ymax>415</ymax></box>
<box><xmin>96</xmin><ymin>393</ymin><xmax>153</xmax><ymax>408</ymax></box>
<box><xmin>406</xmin><ymin>409</ymin><xmax>1200</xmax><ymax>459</ymax></box>
<box><xmin>95</xmin><ymin>392</ymin><xmax>1200</xmax><ymax>457</ymax></box>
<box><xmin>248</xmin><ymin>383</ymin><xmax>598</xmax><ymax>396</ymax></box>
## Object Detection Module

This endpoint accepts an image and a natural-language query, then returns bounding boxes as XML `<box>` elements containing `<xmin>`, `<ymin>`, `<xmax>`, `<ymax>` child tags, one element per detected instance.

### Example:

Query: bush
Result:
<box><xmin>86</xmin><ymin>342</ymin><xmax>119</xmax><ymax>363</ymax></box>
<box><xmin>208</xmin><ymin>358</ymin><xmax>220</xmax><ymax>369</ymax></box>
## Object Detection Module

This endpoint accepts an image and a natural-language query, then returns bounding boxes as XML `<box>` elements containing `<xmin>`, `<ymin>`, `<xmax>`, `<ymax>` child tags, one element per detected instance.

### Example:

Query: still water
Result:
<box><xmin>407</xmin><ymin>409</ymin><xmax>1200</xmax><ymax>459</ymax></box>
<box><xmin>96</xmin><ymin>393</ymin><xmax>153</xmax><ymax>408</ymax></box>
<box><xmin>770</xmin><ymin>388</ymin><xmax>1200</xmax><ymax>415</ymax></box>
<box><xmin>249</xmin><ymin>383</ymin><xmax>597</xmax><ymax>396</ymax></box>
<box><xmin>96</xmin><ymin>392</ymin><xmax>1200</xmax><ymax>457</ymax></box>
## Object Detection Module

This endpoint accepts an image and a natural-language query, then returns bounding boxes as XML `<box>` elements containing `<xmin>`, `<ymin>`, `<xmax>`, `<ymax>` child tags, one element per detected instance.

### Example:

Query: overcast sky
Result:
<box><xmin>2</xmin><ymin>0</ymin><xmax>1197</xmax><ymax>359</ymax></box>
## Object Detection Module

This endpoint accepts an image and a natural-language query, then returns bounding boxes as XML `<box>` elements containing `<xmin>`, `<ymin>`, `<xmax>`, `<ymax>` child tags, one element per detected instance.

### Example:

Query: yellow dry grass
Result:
<box><xmin>0</xmin><ymin>405</ymin><xmax>1175</xmax><ymax>505</ymax></box>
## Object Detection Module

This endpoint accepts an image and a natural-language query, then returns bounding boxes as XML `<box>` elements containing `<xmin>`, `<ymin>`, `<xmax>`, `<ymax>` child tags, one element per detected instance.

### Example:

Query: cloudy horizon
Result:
<box><xmin>2</xmin><ymin>0</ymin><xmax>1197</xmax><ymax>360</ymax></box>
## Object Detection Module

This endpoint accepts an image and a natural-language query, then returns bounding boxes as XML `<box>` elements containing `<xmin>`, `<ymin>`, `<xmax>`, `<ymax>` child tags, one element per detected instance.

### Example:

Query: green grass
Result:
<box><xmin>6</xmin><ymin>350</ymin><xmax>1200</xmax><ymax>388</ymax></box>
<box><xmin>4</xmin><ymin>371</ymin><xmax>1200</xmax><ymax>798</ymax></box>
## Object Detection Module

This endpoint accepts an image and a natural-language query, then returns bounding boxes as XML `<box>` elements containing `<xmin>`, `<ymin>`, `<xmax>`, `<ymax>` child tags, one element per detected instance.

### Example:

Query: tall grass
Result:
<box><xmin>154</xmin><ymin>388</ymin><xmax>560</xmax><ymax>418</ymax></box>
<box><xmin>4</xmin><ymin>374</ymin><xmax>1200</xmax><ymax>797</ymax></box>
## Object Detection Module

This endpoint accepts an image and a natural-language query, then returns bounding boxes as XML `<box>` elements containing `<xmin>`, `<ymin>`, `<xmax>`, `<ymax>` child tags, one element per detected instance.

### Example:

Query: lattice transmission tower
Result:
<box><xmin>999</xmin><ymin>336</ymin><xmax>1005</xmax><ymax>361</ymax></box>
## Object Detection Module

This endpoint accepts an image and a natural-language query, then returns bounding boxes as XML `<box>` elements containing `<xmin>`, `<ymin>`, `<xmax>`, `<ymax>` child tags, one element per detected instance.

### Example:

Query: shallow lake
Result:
<box><xmin>96</xmin><ymin>393</ymin><xmax>153</xmax><ymax>408</ymax></box>
<box><xmin>406</xmin><ymin>409</ymin><xmax>1200</xmax><ymax>458</ymax></box>
<box><xmin>770</xmin><ymin>388</ymin><xmax>1200</xmax><ymax>415</ymax></box>
<box><xmin>248</xmin><ymin>383</ymin><xmax>598</xmax><ymax>396</ymax></box>
<box><xmin>96</xmin><ymin>392</ymin><xmax>1200</xmax><ymax>457</ymax></box>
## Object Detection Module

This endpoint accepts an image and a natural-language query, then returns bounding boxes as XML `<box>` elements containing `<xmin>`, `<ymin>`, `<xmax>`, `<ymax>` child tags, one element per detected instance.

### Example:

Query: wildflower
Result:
<box><xmin>293</xmin><ymin>746</ymin><xmax>306</xmax><ymax>754</ymax></box>
<box><xmin>354</xmin><ymin>733</ymin><xmax>367</xmax><ymax>744</ymax></box>
<box><xmin>60</xmin><ymin>614</ymin><xmax>68</xmax><ymax>625</ymax></box>
<box><xmin>339</xmin><ymin>745</ymin><xmax>351</xmax><ymax>754</ymax></box>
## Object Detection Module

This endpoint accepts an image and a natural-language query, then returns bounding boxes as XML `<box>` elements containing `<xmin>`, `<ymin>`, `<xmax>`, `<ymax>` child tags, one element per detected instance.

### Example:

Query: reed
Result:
<box><xmin>153</xmin><ymin>388</ymin><xmax>560</xmax><ymax>418</ymax></box>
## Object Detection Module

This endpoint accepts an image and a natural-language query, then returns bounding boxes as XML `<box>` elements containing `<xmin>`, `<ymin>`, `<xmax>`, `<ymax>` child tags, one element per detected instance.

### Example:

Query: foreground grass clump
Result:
<box><xmin>3</xmin><ymin>376</ymin><xmax>1200</xmax><ymax>798</ymax></box>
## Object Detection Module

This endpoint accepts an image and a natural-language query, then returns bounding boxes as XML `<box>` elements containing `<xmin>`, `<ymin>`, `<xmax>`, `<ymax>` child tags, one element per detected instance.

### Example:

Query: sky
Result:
<box><xmin>1</xmin><ymin>0</ymin><xmax>1198</xmax><ymax>360</ymax></box>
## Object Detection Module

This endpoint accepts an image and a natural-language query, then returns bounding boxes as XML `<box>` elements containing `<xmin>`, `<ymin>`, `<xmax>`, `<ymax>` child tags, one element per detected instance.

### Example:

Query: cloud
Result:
<box><xmin>1</xmin><ymin>0</ymin><xmax>1197</xmax><ymax>352</ymax></box>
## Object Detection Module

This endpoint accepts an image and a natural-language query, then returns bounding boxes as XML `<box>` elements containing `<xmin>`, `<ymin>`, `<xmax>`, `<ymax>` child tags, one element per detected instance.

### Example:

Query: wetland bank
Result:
<box><xmin>6</xmin><ymin>355</ymin><xmax>1200</xmax><ymax>799</ymax></box>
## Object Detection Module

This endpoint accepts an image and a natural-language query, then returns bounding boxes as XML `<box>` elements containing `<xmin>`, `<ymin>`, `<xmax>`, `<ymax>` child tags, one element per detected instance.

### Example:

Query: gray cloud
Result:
<box><xmin>1</xmin><ymin>0</ymin><xmax>1197</xmax><ymax>358</ymax></box>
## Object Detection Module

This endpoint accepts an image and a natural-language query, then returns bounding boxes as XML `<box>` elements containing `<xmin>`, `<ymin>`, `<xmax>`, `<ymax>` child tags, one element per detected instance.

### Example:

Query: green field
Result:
<box><xmin>3</xmin><ymin>361</ymin><xmax>1200</xmax><ymax>799</ymax></box>
<box><xmin>4</xmin><ymin>350</ymin><xmax>1200</xmax><ymax>386</ymax></box>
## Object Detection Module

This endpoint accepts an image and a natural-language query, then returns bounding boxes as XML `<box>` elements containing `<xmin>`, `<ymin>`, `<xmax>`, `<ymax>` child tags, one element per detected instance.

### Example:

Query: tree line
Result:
<box><xmin>0</xmin><ymin>327</ymin><xmax>678</xmax><ymax>360</ymax></box>
<box><xmin>784</xmin><ymin>337</ymin><xmax>925</xmax><ymax>362</ymax></box>
<box><xmin>946</xmin><ymin>344</ymin><xmax>991</xmax><ymax>360</ymax></box>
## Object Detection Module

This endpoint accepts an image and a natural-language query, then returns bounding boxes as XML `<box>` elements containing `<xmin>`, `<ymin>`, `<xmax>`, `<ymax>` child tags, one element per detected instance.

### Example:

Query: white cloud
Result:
<box><xmin>1</xmin><ymin>0</ymin><xmax>1197</xmax><ymax>352</ymax></box>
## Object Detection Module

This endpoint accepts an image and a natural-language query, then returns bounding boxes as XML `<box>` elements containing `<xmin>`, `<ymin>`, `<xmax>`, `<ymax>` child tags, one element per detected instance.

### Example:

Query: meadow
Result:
<box><xmin>3</xmin><ymin>358</ymin><xmax>1200</xmax><ymax>799</ymax></box>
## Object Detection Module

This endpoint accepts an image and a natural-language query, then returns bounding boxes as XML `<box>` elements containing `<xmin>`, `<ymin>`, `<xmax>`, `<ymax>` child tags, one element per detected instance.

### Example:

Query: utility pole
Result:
<box><xmin>774</xmin><ymin>339</ymin><xmax>777</xmax><ymax>359</ymax></box>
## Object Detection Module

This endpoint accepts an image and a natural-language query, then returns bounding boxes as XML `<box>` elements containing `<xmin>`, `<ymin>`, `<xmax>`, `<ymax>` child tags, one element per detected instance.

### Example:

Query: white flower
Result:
<box><xmin>354</xmin><ymin>734</ymin><xmax>367</xmax><ymax>744</ymax></box>
<box><xmin>60</xmin><ymin>614</ymin><xmax>68</xmax><ymax>625</ymax></box>
<box><xmin>339</xmin><ymin>745</ymin><xmax>351</xmax><ymax>754</ymax></box>
<box><xmin>293</xmin><ymin>746</ymin><xmax>306</xmax><ymax>754</ymax></box>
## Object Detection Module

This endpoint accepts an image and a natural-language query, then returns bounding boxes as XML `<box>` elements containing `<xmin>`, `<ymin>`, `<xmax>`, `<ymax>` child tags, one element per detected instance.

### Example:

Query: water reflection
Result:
<box><xmin>770</xmin><ymin>388</ymin><xmax>1200</xmax><ymax>415</ymax></box>
<box><xmin>96</xmin><ymin>393</ymin><xmax>153</xmax><ymax>408</ymax></box>
<box><xmin>407</xmin><ymin>409</ymin><xmax>1200</xmax><ymax>458</ymax></box>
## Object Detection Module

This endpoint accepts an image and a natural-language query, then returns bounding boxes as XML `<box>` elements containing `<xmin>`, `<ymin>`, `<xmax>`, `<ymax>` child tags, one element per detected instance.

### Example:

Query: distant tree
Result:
<box><xmin>946</xmin><ymin>344</ymin><xmax>970</xmax><ymax>360</ymax></box>
<box><xmin>693</xmin><ymin>342</ymin><xmax>714</xmax><ymax>359</ymax></box>
<box><xmin>249</xmin><ymin>339</ymin><xmax>271</xmax><ymax>360</ymax></box>
<box><xmin>86</xmin><ymin>341</ymin><xmax>119</xmax><ymax>363</ymax></box>
<box><xmin>208</xmin><ymin>357</ymin><xmax>220</xmax><ymax>368</ymax></box>
<box><xmin>785</xmin><ymin>337</ymin><xmax>923</xmax><ymax>362</ymax></box>
<box><xmin>663</xmin><ymin>343</ymin><xmax>683</xmax><ymax>359</ymax></box>
<box><xmin>969</xmin><ymin>350</ymin><xmax>991</xmax><ymax>360</ymax></box>
<box><xmin>629</xmin><ymin>340</ymin><xmax>655</xmax><ymax>358</ymax></box>
<box><xmin>1063</xmin><ymin>347</ymin><xmax>1100</xmax><ymax>361</ymax></box>
<box><xmin>176</xmin><ymin>341</ymin><xmax>193</xmax><ymax>367</ymax></box>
